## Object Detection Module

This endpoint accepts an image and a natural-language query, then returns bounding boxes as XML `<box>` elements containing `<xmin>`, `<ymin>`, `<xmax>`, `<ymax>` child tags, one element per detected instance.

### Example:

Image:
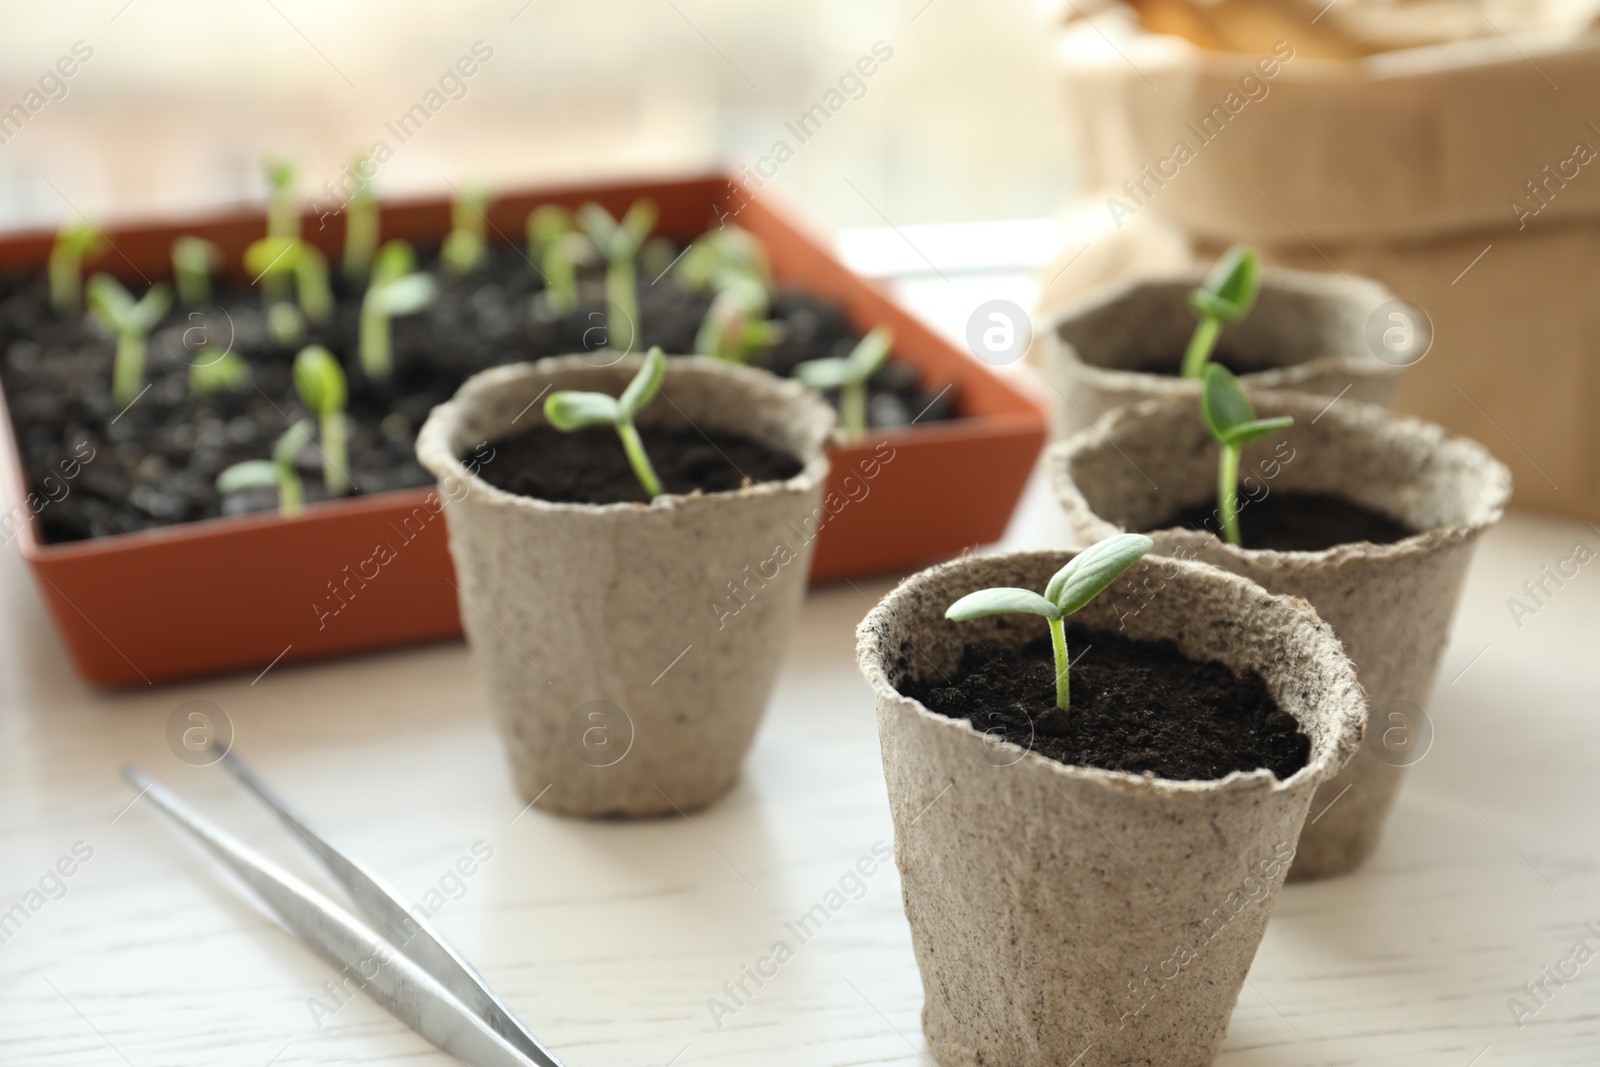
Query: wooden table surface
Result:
<box><xmin>1</xmin><ymin>469</ymin><xmax>1596</xmax><ymax>1066</ymax></box>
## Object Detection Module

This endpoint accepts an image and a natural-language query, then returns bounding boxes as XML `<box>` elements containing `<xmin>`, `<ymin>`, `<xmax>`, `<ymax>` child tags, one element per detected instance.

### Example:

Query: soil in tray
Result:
<box><xmin>0</xmin><ymin>243</ymin><xmax>956</xmax><ymax>544</ymax></box>
<box><xmin>477</xmin><ymin>423</ymin><xmax>802</xmax><ymax>505</ymax></box>
<box><xmin>901</xmin><ymin>624</ymin><xmax>1310</xmax><ymax>781</ymax></box>
<box><xmin>1154</xmin><ymin>490</ymin><xmax>1417</xmax><ymax>552</ymax></box>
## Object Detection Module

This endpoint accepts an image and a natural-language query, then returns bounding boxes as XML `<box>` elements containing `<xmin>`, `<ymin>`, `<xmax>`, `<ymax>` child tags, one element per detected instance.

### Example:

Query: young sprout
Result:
<box><xmin>1181</xmin><ymin>245</ymin><xmax>1261</xmax><ymax>379</ymax></box>
<box><xmin>48</xmin><ymin>218</ymin><xmax>107</xmax><ymax>316</ymax></box>
<box><xmin>676</xmin><ymin>225</ymin><xmax>769</xmax><ymax>292</ymax></box>
<box><xmin>244</xmin><ymin>237</ymin><xmax>334</xmax><ymax>340</ymax></box>
<box><xmin>360</xmin><ymin>239</ymin><xmax>437</xmax><ymax>382</ymax></box>
<box><xmin>216</xmin><ymin>420</ymin><xmax>314</xmax><ymax>516</ymax></box>
<box><xmin>544</xmin><ymin>346</ymin><xmax>666</xmax><ymax>499</ymax></box>
<box><xmin>525</xmin><ymin>205</ymin><xmax>592</xmax><ymax>314</ymax></box>
<box><xmin>944</xmin><ymin>533</ymin><xmax>1154</xmax><ymax>711</ymax></box>
<box><xmin>694</xmin><ymin>273</ymin><xmax>781</xmax><ymax>364</ymax></box>
<box><xmin>265</xmin><ymin>158</ymin><xmax>300</xmax><ymax>240</ymax></box>
<box><xmin>171</xmin><ymin>237</ymin><xmax>222</xmax><ymax>306</ymax></box>
<box><xmin>793</xmin><ymin>326</ymin><xmax>893</xmax><ymax>440</ymax></box>
<box><xmin>189</xmin><ymin>349</ymin><xmax>250</xmax><ymax>397</ymax></box>
<box><xmin>577</xmin><ymin>199</ymin><xmax>658</xmax><ymax>353</ymax></box>
<box><xmin>1201</xmin><ymin>364</ymin><xmax>1293</xmax><ymax>547</ymax></box>
<box><xmin>294</xmin><ymin>345</ymin><xmax>351</xmax><ymax>497</ymax></box>
<box><xmin>85</xmin><ymin>274</ymin><xmax>173</xmax><ymax>406</ymax></box>
<box><xmin>343</xmin><ymin>157</ymin><xmax>380</xmax><ymax>282</ymax></box>
<box><xmin>441</xmin><ymin>185</ymin><xmax>492</xmax><ymax>274</ymax></box>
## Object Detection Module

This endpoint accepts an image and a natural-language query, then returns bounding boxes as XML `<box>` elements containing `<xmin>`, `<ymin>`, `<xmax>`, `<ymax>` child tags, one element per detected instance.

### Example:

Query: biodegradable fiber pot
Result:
<box><xmin>857</xmin><ymin>549</ymin><xmax>1365</xmax><ymax>1067</ymax></box>
<box><xmin>417</xmin><ymin>355</ymin><xmax>836</xmax><ymax>817</ymax></box>
<box><xmin>1051</xmin><ymin>391</ymin><xmax>1512</xmax><ymax>879</ymax></box>
<box><xmin>1043</xmin><ymin>264</ymin><xmax>1406</xmax><ymax>438</ymax></box>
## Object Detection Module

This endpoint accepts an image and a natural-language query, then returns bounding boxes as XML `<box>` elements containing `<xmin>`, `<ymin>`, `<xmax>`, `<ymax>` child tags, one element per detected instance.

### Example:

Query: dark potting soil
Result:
<box><xmin>0</xmin><ymin>243</ymin><xmax>956</xmax><ymax>544</ymax></box>
<box><xmin>901</xmin><ymin>625</ymin><xmax>1310</xmax><ymax>781</ymax></box>
<box><xmin>1154</xmin><ymin>490</ymin><xmax>1417</xmax><ymax>552</ymax></box>
<box><xmin>476</xmin><ymin>423</ymin><xmax>803</xmax><ymax>505</ymax></box>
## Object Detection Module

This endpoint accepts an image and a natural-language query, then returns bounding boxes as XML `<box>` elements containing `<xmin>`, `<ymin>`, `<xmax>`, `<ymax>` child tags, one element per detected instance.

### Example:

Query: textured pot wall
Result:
<box><xmin>418</xmin><ymin>356</ymin><xmax>835</xmax><ymax>816</ymax></box>
<box><xmin>1042</xmin><ymin>265</ymin><xmax>1403</xmax><ymax>438</ymax></box>
<box><xmin>1051</xmin><ymin>392</ymin><xmax>1511</xmax><ymax>878</ymax></box>
<box><xmin>858</xmin><ymin>550</ymin><xmax>1365</xmax><ymax>1067</ymax></box>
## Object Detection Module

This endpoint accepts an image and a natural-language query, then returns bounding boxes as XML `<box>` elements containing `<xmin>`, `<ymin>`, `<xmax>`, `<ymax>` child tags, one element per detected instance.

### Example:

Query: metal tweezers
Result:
<box><xmin>122</xmin><ymin>753</ymin><xmax>564</xmax><ymax>1067</ymax></box>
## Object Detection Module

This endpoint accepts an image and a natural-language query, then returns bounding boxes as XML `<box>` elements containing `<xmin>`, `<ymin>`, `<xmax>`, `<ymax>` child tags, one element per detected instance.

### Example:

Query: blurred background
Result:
<box><xmin>0</xmin><ymin>0</ymin><xmax>1072</xmax><ymax>231</ymax></box>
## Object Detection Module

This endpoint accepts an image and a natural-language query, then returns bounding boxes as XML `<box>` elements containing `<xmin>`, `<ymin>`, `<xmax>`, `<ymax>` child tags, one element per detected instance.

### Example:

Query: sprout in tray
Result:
<box><xmin>543</xmin><ymin>346</ymin><xmax>666</xmax><ymax>499</ymax></box>
<box><xmin>245</xmin><ymin>237</ymin><xmax>333</xmax><ymax>344</ymax></box>
<box><xmin>1182</xmin><ymin>245</ymin><xmax>1261</xmax><ymax>380</ymax></box>
<box><xmin>49</xmin><ymin>218</ymin><xmax>107</xmax><ymax>316</ymax></box>
<box><xmin>342</xmin><ymin>156</ymin><xmax>380</xmax><ymax>282</ymax></box>
<box><xmin>216</xmin><ymin>420</ymin><xmax>314</xmax><ymax>516</ymax></box>
<box><xmin>794</xmin><ymin>326</ymin><xmax>893</xmax><ymax>440</ymax></box>
<box><xmin>695</xmin><ymin>272</ymin><xmax>782</xmax><ymax>364</ymax></box>
<box><xmin>189</xmin><ymin>349</ymin><xmax>250</xmax><ymax>397</ymax></box>
<box><xmin>441</xmin><ymin>185</ymin><xmax>491</xmax><ymax>274</ymax></box>
<box><xmin>578</xmin><ymin>199</ymin><xmax>658</xmax><ymax>354</ymax></box>
<box><xmin>677</xmin><ymin>226</ymin><xmax>769</xmax><ymax>293</ymax></box>
<box><xmin>360</xmin><ymin>239</ymin><xmax>437</xmax><ymax>383</ymax></box>
<box><xmin>294</xmin><ymin>345</ymin><xmax>351</xmax><ymax>497</ymax></box>
<box><xmin>944</xmin><ymin>533</ymin><xmax>1154</xmax><ymax>711</ymax></box>
<box><xmin>171</xmin><ymin>237</ymin><xmax>222</xmax><ymax>307</ymax></box>
<box><xmin>85</xmin><ymin>274</ymin><xmax>173</xmax><ymax>406</ymax></box>
<box><xmin>265</xmin><ymin>158</ymin><xmax>300</xmax><ymax>240</ymax></box>
<box><xmin>526</xmin><ymin>205</ymin><xmax>592</xmax><ymax>316</ymax></box>
<box><xmin>1201</xmin><ymin>364</ymin><xmax>1293</xmax><ymax>547</ymax></box>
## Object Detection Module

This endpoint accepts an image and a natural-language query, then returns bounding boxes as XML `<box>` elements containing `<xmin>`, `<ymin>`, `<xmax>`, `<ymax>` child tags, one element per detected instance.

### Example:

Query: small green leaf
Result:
<box><xmin>1221</xmin><ymin>415</ymin><xmax>1294</xmax><ymax>448</ymax></box>
<box><xmin>545</xmin><ymin>391</ymin><xmax>620</xmax><ymax>430</ymax></box>
<box><xmin>244</xmin><ymin>236</ymin><xmax>299</xmax><ymax>278</ymax></box>
<box><xmin>618</xmin><ymin>346</ymin><xmax>666</xmax><ymax>418</ymax></box>
<box><xmin>527</xmin><ymin>205</ymin><xmax>573</xmax><ymax>255</ymax></box>
<box><xmin>618</xmin><ymin>199</ymin><xmax>658</xmax><ymax>254</ymax></box>
<box><xmin>215</xmin><ymin>460</ymin><xmax>279</xmax><ymax>495</ymax></box>
<box><xmin>1200</xmin><ymin>364</ymin><xmax>1257</xmax><ymax>444</ymax></box>
<box><xmin>793</xmin><ymin>357</ymin><xmax>854</xmax><ymax>391</ymax></box>
<box><xmin>172</xmin><ymin>236</ymin><xmax>220</xmax><ymax>274</ymax></box>
<box><xmin>367</xmin><ymin>273</ymin><xmax>437</xmax><ymax>316</ymax></box>
<box><xmin>371</xmin><ymin>239</ymin><xmax>418</xmax><ymax>286</ymax></box>
<box><xmin>189</xmin><ymin>349</ymin><xmax>250</xmax><ymax>396</ymax></box>
<box><xmin>945</xmin><ymin>587</ymin><xmax>1063</xmax><ymax>622</ymax></box>
<box><xmin>293</xmin><ymin>345</ymin><xmax>346</xmax><ymax>416</ymax></box>
<box><xmin>848</xmin><ymin>326</ymin><xmax>893</xmax><ymax>377</ymax></box>
<box><xmin>127</xmin><ymin>284</ymin><xmax>173</xmax><ymax>334</ymax></box>
<box><xmin>1045</xmin><ymin>533</ymin><xmax>1154</xmax><ymax>614</ymax></box>
<box><xmin>85</xmin><ymin>273</ymin><xmax>135</xmax><ymax>325</ymax></box>
<box><xmin>273</xmin><ymin>420</ymin><xmax>315</xmax><ymax>467</ymax></box>
<box><xmin>1188</xmin><ymin>245</ymin><xmax>1261</xmax><ymax>323</ymax></box>
<box><xmin>577</xmin><ymin>203</ymin><xmax>620</xmax><ymax>254</ymax></box>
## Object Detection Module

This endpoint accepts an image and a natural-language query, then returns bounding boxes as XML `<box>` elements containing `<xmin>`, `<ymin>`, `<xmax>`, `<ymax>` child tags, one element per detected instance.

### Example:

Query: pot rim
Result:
<box><xmin>856</xmin><ymin>547</ymin><xmax>1366</xmax><ymax>799</ymax></box>
<box><xmin>1050</xmin><ymin>389</ymin><xmax>1513</xmax><ymax>566</ymax></box>
<box><xmin>1041</xmin><ymin>263</ymin><xmax>1404</xmax><ymax>394</ymax></box>
<box><xmin>416</xmin><ymin>353</ymin><xmax>838</xmax><ymax>515</ymax></box>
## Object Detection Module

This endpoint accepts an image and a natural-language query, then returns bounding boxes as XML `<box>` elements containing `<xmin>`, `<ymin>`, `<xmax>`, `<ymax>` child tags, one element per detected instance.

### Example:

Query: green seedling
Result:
<box><xmin>189</xmin><ymin>349</ymin><xmax>250</xmax><ymax>397</ymax></box>
<box><xmin>695</xmin><ymin>272</ymin><xmax>781</xmax><ymax>364</ymax></box>
<box><xmin>245</xmin><ymin>237</ymin><xmax>333</xmax><ymax>342</ymax></box>
<box><xmin>793</xmin><ymin>326</ymin><xmax>893</xmax><ymax>440</ymax></box>
<box><xmin>360</xmin><ymin>240</ymin><xmax>437</xmax><ymax>382</ymax></box>
<box><xmin>49</xmin><ymin>218</ymin><xmax>107</xmax><ymax>316</ymax></box>
<box><xmin>677</xmin><ymin>225</ymin><xmax>769</xmax><ymax>292</ymax></box>
<box><xmin>343</xmin><ymin>157</ymin><xmax>380</xmax><ymax>281</ymax></box>
<box><xmin>85</xmin><ymin>274</ymin><xmax>173</xmax><ymax>406</ymax></box>
<box><xmin>525</xmin><ymin>205</ymin><xmax>593</xmax><ymax>315</ymax></box>
<box><xmin>294</xmin><ymin>345</ymin><xmax>351</xmax><ymax>497</ymax></box>
<box><xmin>1182</xmin><ymin>245</ymin><xmax>1261</xmax><ymax>379</ymax></box>
<box><xmin>544</xmin><ymin>346</ymin><xmax>666</xmax><ymax>499</ymax></box>
<box><xmin>578</xmin><ymin>199</ymin><xmax>658</xmax><ymax>354</ymax></box>
<box><xmin>216</xmin><ymin>419</ymin><xmax>314</xmax><ymax>516</ymax></box>
<box><xmin>171</xmin><ymin>236</ymin><xmax>222</xmax><ymax>306</ymax></box>
<box><xmin>944</xmin><ymin>533</ymin><xmax>1154</xmax><ymax>711</ymax></box>
<box><xmin>265</xmin><ymin>158</ymin><xmax>300</xmax><ymax>240</ymax></box>
<box><xmin>441</xmin><ymin>185</ymin><xmax>492</xmax><ymax>274</ymax></box>
<box><xmin>1201</xmin><ymin>364</ymin><xmax>1293</xmax><ymax>547</ymax></box>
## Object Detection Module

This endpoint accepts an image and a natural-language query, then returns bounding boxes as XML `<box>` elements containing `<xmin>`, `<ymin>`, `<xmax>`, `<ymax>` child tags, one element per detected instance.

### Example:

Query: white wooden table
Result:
<box><xmin>2</xmin><ymin>249</ymin><xmax>1597</xmax><ymax>1064</ymax></box>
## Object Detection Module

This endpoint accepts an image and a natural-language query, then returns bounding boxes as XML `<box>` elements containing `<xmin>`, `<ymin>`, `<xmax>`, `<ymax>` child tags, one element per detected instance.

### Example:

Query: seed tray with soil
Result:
<box><xmin>0</xmin><ymin>234</ymin><xmax>951</xmax><ymax>545</ymax></box>
<box><xmin>902</xmin><ymin>625</ymin><xmax>1310</xmax><ymax>781</ymax></box>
